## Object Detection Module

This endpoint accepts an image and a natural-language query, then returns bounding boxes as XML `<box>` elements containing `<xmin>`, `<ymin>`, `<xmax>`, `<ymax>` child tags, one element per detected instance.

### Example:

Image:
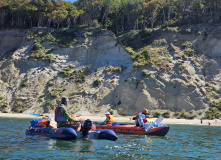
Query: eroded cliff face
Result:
<box><xmin>0</xmin><ymin>27</ymin><xmax>220</xmax><ymax>116</ymax></box>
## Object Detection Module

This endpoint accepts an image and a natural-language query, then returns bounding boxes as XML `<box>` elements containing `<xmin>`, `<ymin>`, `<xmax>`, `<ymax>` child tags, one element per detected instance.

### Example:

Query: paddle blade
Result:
<box><xmin>30</xmin><ymin>113</ymin><xmax>43</xmax><ymax>116</ymax></box>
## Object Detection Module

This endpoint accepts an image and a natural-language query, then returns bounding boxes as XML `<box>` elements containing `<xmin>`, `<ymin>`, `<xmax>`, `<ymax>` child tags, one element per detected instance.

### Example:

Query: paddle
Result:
<box><xmin>70</xmin><ymin>113</ymin><xmax>81</xmax><ymax>117</ymax></box>
<box><xmin>30</xmin><ymin>113</ymin><xmax>43</xmax><ymax>116</ymax></box>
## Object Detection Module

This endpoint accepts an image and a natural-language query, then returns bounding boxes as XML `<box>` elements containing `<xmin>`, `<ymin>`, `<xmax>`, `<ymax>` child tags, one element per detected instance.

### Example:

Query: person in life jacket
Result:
<box><xmin>55</xmin><ymin>96</ymin><xmax>80</xmax><ymax>128</ymax></box>
<box><xmin>132</xmin><ymin>108</ymin><xmax>149</xmax><ymax>127</ymax></box>
<box><xmin>100</xmin><ymin>112</ymin><xmax>113</xmax><ymax>124</ymax></box>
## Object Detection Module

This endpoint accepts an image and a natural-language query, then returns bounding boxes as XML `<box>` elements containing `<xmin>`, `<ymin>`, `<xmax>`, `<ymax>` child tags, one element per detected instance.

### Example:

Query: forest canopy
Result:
<box><xmin>0</xmin><ymin>0</ymin><xmax>220</xmax><ymax>33</ymax></box>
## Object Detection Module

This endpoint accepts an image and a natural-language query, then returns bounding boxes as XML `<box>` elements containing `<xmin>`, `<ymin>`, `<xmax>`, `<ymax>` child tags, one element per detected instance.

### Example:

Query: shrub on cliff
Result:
<box><xmin>153</xmin><ymin>111</ymin><xmax>162</xmax><ymax>118</ymax></box>
<box><xmin>211</xmin><ymin>98</ymin><xmax>221</xmax><ymax>111</ymax></box>
<box><xmin>203</xmin><ymin>107</ymin><xmax>220</xmax><ymax>120</ymax></box>
<box><xmin>162</xmin><ymin>110</ymin><xmax>171</xmax><ymax>118</ymax></box>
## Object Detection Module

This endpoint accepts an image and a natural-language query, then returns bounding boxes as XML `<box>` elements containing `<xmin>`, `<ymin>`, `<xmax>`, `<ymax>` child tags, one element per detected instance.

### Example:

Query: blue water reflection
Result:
<box><xmin>0</xmin><ymin>118</ymin><xmax>220</xmax><ymax>160</ymax></box>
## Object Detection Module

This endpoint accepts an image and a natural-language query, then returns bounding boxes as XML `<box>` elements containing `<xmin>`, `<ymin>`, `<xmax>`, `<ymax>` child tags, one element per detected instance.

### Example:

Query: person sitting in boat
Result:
<box><xmin>133</xmin><ymin>108</ymin><xmax>149</xmax><ymax>127</ymax></box>
<box><xmin>100</xmin><ymin>112</ymin><xmax>113</xmax><ymax>125</ymax></box>
<box><xmin>55</xmin><ymin>96</ymin><xmax>82</xmax><ymax>129</ymax></box>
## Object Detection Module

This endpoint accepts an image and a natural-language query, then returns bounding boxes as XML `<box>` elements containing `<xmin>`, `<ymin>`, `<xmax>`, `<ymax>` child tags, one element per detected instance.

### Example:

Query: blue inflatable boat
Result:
<box><xmin>26</xmin><ymin>119</ymin><xmax>118</xmax><ymax>141</ymax></box>
<box><xmin>26</xmin><ymin>127</ymin><xmax>77</xmax><ymax>140</ymax></box>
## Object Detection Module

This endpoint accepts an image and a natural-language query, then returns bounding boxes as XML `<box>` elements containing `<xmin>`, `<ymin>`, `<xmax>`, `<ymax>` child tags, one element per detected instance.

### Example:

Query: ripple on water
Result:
<box><xmin>0</xmin><ymin>118</ymin><xmax>221</xmax><ymax>160</ymax></box>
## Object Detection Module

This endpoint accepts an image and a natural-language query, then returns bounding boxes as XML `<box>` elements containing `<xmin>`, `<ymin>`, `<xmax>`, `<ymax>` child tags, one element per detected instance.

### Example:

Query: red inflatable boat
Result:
<box><xmin>96</xmin><ymin>122</ymin><xmax>169</xmax><ymax>136</ymax></box>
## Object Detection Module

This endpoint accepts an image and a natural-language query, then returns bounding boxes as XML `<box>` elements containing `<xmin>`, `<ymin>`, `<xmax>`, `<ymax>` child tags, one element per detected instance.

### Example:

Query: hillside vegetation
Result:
<box><xmin>0</xmin><ymin>0</ymin><xmax>221</xmax><ymax>33</ymax></box>
<box><xmin>0</xmin><ymin>24</ymin><xmax>220</xmax><ymax>120</ymax></box>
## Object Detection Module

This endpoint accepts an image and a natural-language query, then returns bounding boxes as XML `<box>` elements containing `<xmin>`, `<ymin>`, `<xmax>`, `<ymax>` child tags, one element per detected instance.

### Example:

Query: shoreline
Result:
<box><xmin>0</xmin><ymin>113</ymin><xmax>220</xmax><ymax>126</ymax></box>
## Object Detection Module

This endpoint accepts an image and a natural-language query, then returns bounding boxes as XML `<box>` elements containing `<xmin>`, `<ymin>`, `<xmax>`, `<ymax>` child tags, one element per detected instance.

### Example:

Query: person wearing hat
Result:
<box><xmin>132</xmin><ymin>108</ymin><xmax>149</xmax><ymax>127</ymax></box>
<box><xmin>100</xmin><ymin>111</ymin><xmax>113</xmax><ymax>125</ymax></box>
<box><xmin>55</xmin><ymin>96</ymin><xmax>80</xmax><ymax>128</ymax></box>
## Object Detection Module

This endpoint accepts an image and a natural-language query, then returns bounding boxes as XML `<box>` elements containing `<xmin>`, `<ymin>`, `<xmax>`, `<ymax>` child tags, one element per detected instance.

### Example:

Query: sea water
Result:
<box><xmin>0</xmin><ymin>117</ymin><xmax>220</xmax><ymax>160</ymax></box>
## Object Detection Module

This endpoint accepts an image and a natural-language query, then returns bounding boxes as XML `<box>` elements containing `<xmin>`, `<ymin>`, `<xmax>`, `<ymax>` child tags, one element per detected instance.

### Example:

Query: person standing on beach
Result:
<box><xmin>201</xmin><ymin>119</ymin><xmax>203</xmax><ymax>124</ymax></box>
<box><xmin>55</xmin><ymin>96</ymin><xmax>81</xmax><ymax>129</ymax></box>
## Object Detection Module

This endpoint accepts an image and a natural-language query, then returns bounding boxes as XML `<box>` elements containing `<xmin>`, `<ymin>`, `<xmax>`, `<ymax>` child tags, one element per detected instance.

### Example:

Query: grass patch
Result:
<box><xmin>70</xmin><ymin>67</ymin><xmax>91</xmax><ymax>83</ymax></box>
<box><xmin>104</xmin><ymin>66</ymin><xmax>122</xmax><ymax>73</ymax></box>
<box><xmin>125</xmin><ymin>47</ymin><xmax>136</xmax><ymax>55</ymax></box>
<box><xmin>27</xmin><ymin>31</ymin><xmax>77</xmax><ymax>48</ymax></box>
<box><xmin>164</xmin><ymin>27</ymin><xmax>180</xmax><ymax>32</ymax></box>
<box><xmin>59</xmin><ymin>64</ymin><xmax>74</xmax><ymax>76</ymax></box>
<box><xmin>133</xmin><ymin>46</ymin><xmax>171</xmax><ymax>70</ymax></box>
<box><xmin>30</xmin><ymin>41</ymin><xmax>56</xmax><ymax>63</ymax></box>
<box><xmin>46</xmin><ymin>79</ymin><xmax>55</xmax><ymax>87</ymax></box>
<box><xmin>49</xmin><ymin>88</ymin><xmax>64</xmax><ymax>98</ymax></box>
<box><xmin>181</xmin><ymin>41</ymin><xmax>195</xmax><ymax>56</ymax></box>
<box><xmin>181</xmin><ymin>41</ymin><xmax>192</xmax><ymax>49</ymax></box>
<box><xmin>183</xmin><ymin>48</ymin><xmax>196</xmax><ymax>56</ymax></box>
<box><xmin>60</xmin><ymin>65</ymin><xmax>91</xmax><ymax>81</ymax></box>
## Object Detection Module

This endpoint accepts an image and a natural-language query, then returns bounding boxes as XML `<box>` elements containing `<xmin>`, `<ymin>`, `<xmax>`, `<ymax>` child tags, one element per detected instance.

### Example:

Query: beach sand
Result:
<box><xmin>0</xmin><ymin>112</ymin><xmax>220</xmax><ymax>126</ymax></box>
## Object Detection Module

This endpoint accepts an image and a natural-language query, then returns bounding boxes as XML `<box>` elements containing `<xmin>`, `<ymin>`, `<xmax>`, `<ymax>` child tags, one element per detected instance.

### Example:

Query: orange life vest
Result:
<box><xmin>106</xmin><ymin>115</ymin><xmax>113</xmax><ymax>124</ymax></box>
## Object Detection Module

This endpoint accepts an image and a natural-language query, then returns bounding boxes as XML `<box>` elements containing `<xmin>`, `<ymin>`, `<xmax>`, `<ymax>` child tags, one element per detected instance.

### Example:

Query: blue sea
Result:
<box><xmin>0</xmin><ymin>117</ymin><xmax>220</xmax><ymax>160</ymax></box>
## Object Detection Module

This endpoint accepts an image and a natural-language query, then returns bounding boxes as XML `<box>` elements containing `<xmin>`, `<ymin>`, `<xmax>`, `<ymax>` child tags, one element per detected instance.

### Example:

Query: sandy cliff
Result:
<box><xmin>0</xmin><ymin>27</ymin><xmax>220</xmax><ymax>117</ymax></box>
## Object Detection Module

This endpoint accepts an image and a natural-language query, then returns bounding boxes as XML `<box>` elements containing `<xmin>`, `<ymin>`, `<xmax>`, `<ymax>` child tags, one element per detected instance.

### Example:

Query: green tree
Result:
<box><xmin>0</xmin><ymin>0</ymin><xmax>9</xmax><ymax>27</ymax></box>
<box><xmin>45</xmin><ymin>0</ymin><xmax>55</xmax><ymax>27</ymax></box>
<box><xmin>51</xmin><ymin>0</ymin><xmax>68</xmax><ymax>29</ymax></box>
<box><xmin>51</xmin><ymin>9</ymin><xmax>68</xmax><ymax>29</ymax></box>
<box><xmin>156</xmin><ymin>0</ymin><xmax>167</xmax><ymax>24</ymax></box>
<box><xmin>68</xmin><ymin>4</ymin><xmax>82</xmax><ymax>27</ymax></box>
<box><xmin>76</xmin><ymin>0</ymin><xmax>102</xmax><ymax>27</ymax></box>
<box><xmin>142</xmin><ymin>0</ymin><xmax>159</xmax><ymax>29</ymax></box>
<box><xmin>9</xmin><ymin>0</ymin><xmax>30</xmax><ymax>27</ymax></box>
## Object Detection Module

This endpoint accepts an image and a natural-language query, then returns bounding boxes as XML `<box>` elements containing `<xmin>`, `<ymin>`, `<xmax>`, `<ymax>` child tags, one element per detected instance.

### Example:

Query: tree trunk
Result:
<box><xmin>121</xmin><ymin>12</ymin><xmax>124</xmax><ymax>31</ymax></box>
<box><xmin>163</xmin><ymin>8</ymin><xmax>165</xmax><ymax>23</ymax></box>
<box><xmin>48</xmin><ymin>18</ymin><xmax>51</xmax><ymax>28</ymax></box>
<box><xmin>168</xmin><ymin>0</ymin><xmax>171</xmax><ymax>24</ymax></box>
<box><xmin>67</xmin><ymin>17</ymin><xmax>70</xmax><ymax>28</ymax></box>
<box><xmin>151</xmin><ymin>17</ymin><xmax>154</xmax><ymax>29</ymax></box>
<box><xmin>105</xmin><ymin>17</ymin><xmax>107</xmax><ymax>29</ymax></box>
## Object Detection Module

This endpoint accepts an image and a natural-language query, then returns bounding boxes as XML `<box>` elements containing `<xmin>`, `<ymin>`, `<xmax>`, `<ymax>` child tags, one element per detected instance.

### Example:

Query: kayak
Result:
<box><xmin>95</xmin><ymin>124</ymin><xmax>169</xmax><ymax>136</ymax></box>
<box><xmin>26</xmin><ymin>118</ymin><xmax>118</xmax><ymax>141</ymax></box>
